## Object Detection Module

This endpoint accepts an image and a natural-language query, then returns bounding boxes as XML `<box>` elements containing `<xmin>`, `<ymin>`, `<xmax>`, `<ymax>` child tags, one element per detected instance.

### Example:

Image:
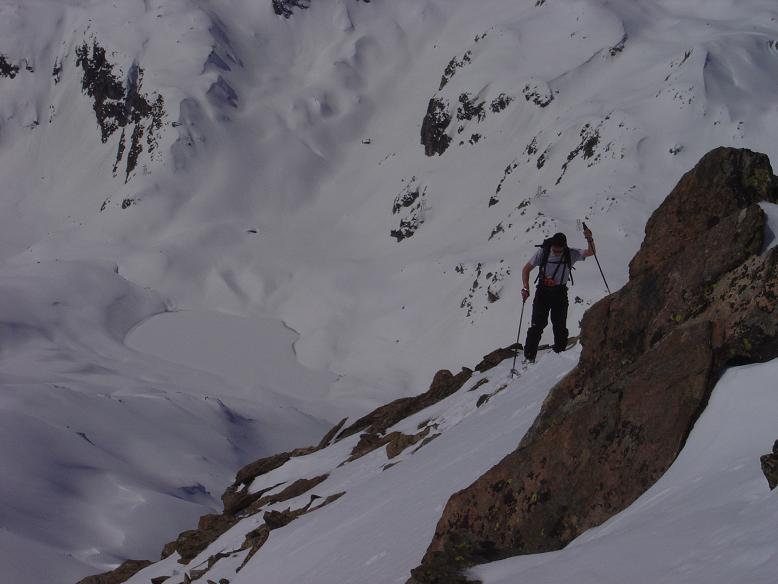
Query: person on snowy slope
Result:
<box><xmin>521</xmin><ymin>228</ymin><xmax>595</xmax><ymax>362</ymax></box>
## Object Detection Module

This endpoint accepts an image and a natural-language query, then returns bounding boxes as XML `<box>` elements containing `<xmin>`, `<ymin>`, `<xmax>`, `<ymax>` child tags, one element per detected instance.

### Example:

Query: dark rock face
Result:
<box><xmin>0</xmin><ymin>55</ymin><xmax>20</xmax><ymax>79</ymax></box>
<box><xmin>391</xmin><ymin>181</ymin><xmax>427</xmax><ymax>242</ymax></box>
<box><xmin>408</xmin><ymin>147</ymin><xmax>778</xmax><ymax>583</ymax></box>
<box><xmin>421</xmin><ymin>98</ymin><xmax>452</xmax><ymax>156</ymax></box>
<box><xmin>761</xmin><ymin>440</ymin><xmax>778</xmax><ymax>490</ymax></box>
<box><xmin>75</xmin><ymin>559</ymin><xmax>152</xmax><ymax>584</ymax></box>
<box><xmin>440</xmin><ymin>51</ymin><xmax>472</xmax><ymax>90</ymax></box>
<box><xmin>272</xmin><ymin>0</ymin><xmax>312</xmax><ymax>18</ymax></box>
<box><xmin>75</xmin><ymin>42</ymin><xmax>165</xmax><ymax>182</ymax></box>
<box><xmin>161</xmin><ymin>513</ymin><xmax>238</xmax><ymax>562</ymax></box>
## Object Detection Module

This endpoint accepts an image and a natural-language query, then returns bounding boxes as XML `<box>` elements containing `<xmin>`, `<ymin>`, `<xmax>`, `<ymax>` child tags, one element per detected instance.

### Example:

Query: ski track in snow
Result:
<box><xmin>1</xmin><ymin>0</ymin><xmax>778</xmax><ymax>582</ymax></box>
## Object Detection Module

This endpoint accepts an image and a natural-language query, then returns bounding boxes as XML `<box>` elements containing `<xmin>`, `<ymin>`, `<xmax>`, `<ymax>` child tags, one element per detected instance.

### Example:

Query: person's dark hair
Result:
<box><xmin>549</xmin><ymin>232</ymin><xmax>567</xmax><ymax>247</ymax></box>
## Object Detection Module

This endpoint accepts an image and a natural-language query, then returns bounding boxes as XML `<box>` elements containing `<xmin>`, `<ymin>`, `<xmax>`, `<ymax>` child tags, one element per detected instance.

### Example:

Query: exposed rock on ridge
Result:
<box><xmin>408</xmin><ymin>147</ymin><xmax>778</xmax><ymax>583</ymax></box>
<box><xmin>74</xmin><ymin>560</ymin><xmax>151</xmax><ymax>584</ymax></box>
<box><xmin>761</xmin><ymin>440</ymin><xmax>778</xmax><ymax>490</ymax></box>
<box><xmin>272</xmin><ymin>0</ymin><xmax>312</xmax><ymax>18</ymax></box>
<box><xmin>75</xmin><ymin>41</ymin><xmax>165</xmax><ymax>182</ymax></box>
<box><xmin>0</xmin><ymin>54</ymin><xmax>20</xmax><ymax>78</ymax></box>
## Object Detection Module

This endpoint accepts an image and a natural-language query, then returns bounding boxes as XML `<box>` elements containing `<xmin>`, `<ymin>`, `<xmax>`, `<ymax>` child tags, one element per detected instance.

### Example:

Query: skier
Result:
<box><xmin>520</xmin><ymin>228</ymin><xmax>595</xmax><ymax>362</ymax></box>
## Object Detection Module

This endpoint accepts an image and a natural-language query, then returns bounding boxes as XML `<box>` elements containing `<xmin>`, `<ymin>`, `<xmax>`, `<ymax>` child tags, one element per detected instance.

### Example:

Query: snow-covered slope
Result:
<box><xmin>1</xmin><ymin>0</ymin><xmax>778</xmax><ymax>582</ymax></box>
<box><xmin>117</xmin><ymin>351</ymin><xmax>778</xmax><ymax>584</ymax></box>
<box><xmin>123</xmin><ymin>348</ymin><xmax>582</xmax><ymax>584</ymax></box>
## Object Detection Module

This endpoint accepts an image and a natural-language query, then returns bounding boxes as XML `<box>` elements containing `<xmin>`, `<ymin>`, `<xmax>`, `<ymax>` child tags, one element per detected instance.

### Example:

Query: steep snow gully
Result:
<box><xmin>0</xmin><ymin>0</ymin><xmax>778</xmax><ymax>583</ymax></box>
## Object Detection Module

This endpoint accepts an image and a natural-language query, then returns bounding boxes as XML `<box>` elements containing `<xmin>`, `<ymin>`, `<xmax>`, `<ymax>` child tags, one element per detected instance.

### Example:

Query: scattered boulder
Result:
<box><xmin>761</xmin><ymin>440</ymin><xmax>778</xmax><ymax>490</ymax></box>
<box><xmin>348</xmin><ymin>432</ymin><xmax>395</xmax><ymax>461</ymax></box>
<box><xmin>386</xmin><ymin>427</ymin><xmax>432</xmax><ymax>459</ymax></box>
<box><xmin>316</xmin><ymin>417</ymin><xmax>348</xmax><ymax>449</ymax></box>
<box><xmin>467</xmin><ymin>378</ymin><xmax>490</xmax><ymax>392</ymax></box>
<box><xmin>337</xmin><ymin>368</ymin><xmax>473</xmax><ymax>441</ymax></box>
<box><xmin>162</xmin><ymin>514</ymin><xmax>238</xmax><ymax>563</ymax></box>
<box><xmin>222</xmin><ymin>420</ymin><xmax>347</xmax><ymax>515</ymax></box>
<box><xmin>474</xmin><ymin>346</ymin><xmax>519</xmax><ymax>373</ymax></box>
<box><xmin>263</xmin><ymin>508</ymin><xmax>304</xmax><ymax>530</ymax></box>
<box><xmin>236</xmin><ymin>525</ymin><xmax>271</xmax><ymax>571</ymax></box>
<box><xmin>245</xmin><ymin>474</ymin><xmax>329</xmax><ymax>515</ymax></box>
<box><xmin>233</xmin><ymin>451</ymin><xmax>296</xmax><ymax>488</ymax></box>
<box><xmin>408</xmin><ymin>147</ymin><xmax>778</xmax><ymax>583</ymax></box>
<box><xmin>75</xmin><ymin>560</ymin><xmax>152</xmax><ymax>584</ymax></box>
<box><xmin>222</xmin><ymin>481</ymin><xmax>284</xmax><ymax>517</ymax></box>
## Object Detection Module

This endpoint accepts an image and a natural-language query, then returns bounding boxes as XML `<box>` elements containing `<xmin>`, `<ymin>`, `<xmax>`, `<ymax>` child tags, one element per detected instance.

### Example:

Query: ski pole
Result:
<box><xmin>582</xmin><ymin>221</ymin><xmax>611</xmax><ymax>295</ymax></box>
<box><xmin>510</xmin><ymin>298</ymin><xmax>527</xmax><ymax>377</ymax></box>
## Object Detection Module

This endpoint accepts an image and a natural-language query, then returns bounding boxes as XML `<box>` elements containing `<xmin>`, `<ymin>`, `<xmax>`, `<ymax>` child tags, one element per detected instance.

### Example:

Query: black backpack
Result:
<box><xmin>534</xmin><ymin>237</ymin><xmax>574</xmax><ymax>287</ymax></box>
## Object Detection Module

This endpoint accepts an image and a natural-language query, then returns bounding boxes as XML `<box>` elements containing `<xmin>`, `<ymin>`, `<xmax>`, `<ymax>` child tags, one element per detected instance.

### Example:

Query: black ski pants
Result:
<box><xmin>524</xmin><ymin>285</ymin><xmax>568</xmax><ymax>361</ymax></box>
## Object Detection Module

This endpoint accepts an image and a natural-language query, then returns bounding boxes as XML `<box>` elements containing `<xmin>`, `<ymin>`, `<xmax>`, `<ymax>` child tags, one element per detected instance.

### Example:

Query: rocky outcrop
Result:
<box><xmin>336</xmin><ymin>368</ymin><xmax>473</xmax><ymax>441</ymax></box>
<box><xmin>75</xmin><ymin>41</ymin><xmax>165</xmax><ymax>182</ymax></box>
<box><xmin>408</xmin><ymin>147</ymin><xmax>778</xmax><ymax>583</ymax></box>
<box><xmin>0</xmin><ymin>55</ymin><xmax>20</xmax><ymax>78</ymax></box>
<box><xmin>421</xmin><ymin>98</ymin><xmax>452</xmax><ymax>156</ymax></box>
<box><xmin>75</xmin><ymin>560</ymin><xmax>152</xmax><ymax>584</ymax></box>
<box><xmin>272</xmin><ymin>0</ymin><xmax>311</xmax><ymax>18</ymax></box>
<box><xmin>161</xmin><ymin>513</ymin><xmax>238</xmax><ymax>562</ymax></box>
<box><xmin>244</xmin><ymin>474</ymin><xmax>329</xmax><ymax>515</ymax></box>
<box><xmin>761</xmin><ymin>440</ymin><xmax>778</xmax><ymax>490</ymax></box>
<box><xmin>141</xmin><ymin>419</ymin><xmax>344</xmax><ymax>573</ymax></box>
<box><xmin>221</xmin><ymin>417</ymin><xmax>346</xmax><ymax>514</ymax></box>
<box><xmin>391</xmin><ymin>180</ymin><xmax>427</xmax><ymax>242</ymax></box>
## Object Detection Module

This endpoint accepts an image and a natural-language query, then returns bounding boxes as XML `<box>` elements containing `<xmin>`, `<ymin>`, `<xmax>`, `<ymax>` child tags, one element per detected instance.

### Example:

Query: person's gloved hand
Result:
<box><xmin>521</xmin><ymin>288</ymin><xmax>530</xmax><ymax>302</ymax></box>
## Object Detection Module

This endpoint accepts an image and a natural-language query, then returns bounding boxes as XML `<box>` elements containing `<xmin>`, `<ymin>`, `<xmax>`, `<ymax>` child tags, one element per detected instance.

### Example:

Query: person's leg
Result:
<box><xmin>524</xmin><ymin>288</ymin><xmax>550</xmax><ymax>361</ymax></box>
<box><xmin>551</xmin><ymin>288</ymin><xmax>569</xmax><ymax>352</ymax></box>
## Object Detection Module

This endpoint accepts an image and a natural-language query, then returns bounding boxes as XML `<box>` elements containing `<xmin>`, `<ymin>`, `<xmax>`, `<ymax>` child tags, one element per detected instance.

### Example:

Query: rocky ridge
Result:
<box><xmin>75</xmin><ymin>338</ymin><xmax>531</xmax><ymax>584</ymax></box>
<box><xmin>408</xmin><ymin>147</ymin><xmax>778</xmax><ymax>583</ymax></box>
<box><xmin>78</xmin><ymin>147</ymin><xmax>778</xmax><ymax>584</ymax></box>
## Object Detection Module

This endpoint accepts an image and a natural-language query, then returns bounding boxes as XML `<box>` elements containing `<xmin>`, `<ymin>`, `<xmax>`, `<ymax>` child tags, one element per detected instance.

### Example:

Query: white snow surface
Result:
<box><xmin>0</xmin><ymin>0</ymin><xmax>777</xmax><ymax>582</ymax></box>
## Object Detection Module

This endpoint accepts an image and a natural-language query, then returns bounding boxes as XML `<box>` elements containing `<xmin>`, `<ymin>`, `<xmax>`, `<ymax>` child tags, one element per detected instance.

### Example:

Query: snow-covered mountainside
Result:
<box><xmin>0</xmin><ymin>0</ymin><xmax>777</xmax><ymax>582</ymax></box>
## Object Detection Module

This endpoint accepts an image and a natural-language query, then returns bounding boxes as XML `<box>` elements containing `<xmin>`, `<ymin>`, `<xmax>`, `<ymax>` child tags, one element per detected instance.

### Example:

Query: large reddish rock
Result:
<box><xmin>408</xmin><ymin>147</ymin><xmax>778</xmax><ymax>583</ymax></box>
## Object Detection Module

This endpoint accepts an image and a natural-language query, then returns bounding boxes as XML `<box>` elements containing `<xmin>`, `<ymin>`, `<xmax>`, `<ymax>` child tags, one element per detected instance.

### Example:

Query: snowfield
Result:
<box><xmin>0</xmin><ymin>0</ymin><xmax>777</xmax><ymax>582</ymax></box>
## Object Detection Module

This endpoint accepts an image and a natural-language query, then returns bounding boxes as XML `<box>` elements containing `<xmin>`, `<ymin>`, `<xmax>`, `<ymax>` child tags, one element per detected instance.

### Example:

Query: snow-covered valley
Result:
<box><xmin>0</xmin><ymin>0</ymin><xmax>777</xmax><ymax>582</ymax></box>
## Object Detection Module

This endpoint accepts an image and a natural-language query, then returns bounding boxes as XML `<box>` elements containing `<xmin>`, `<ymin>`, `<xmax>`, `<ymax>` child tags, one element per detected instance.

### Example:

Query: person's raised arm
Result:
<box><xmin>521</xmin><ymin>262</ymin><xmax>534</xmax><ymax>301</ymax></box>
<box><xmin>582</xmin><ymin>226</ymin><xmax>596</xmax><ymax>258</ymax></box>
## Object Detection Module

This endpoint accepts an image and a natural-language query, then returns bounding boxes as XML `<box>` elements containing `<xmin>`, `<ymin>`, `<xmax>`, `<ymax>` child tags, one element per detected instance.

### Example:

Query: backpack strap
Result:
<box><xmin>533</xmin><ymin>239</ymin><xmax>552</xmax><ymax>285</ymax></box>
<box><xmin>564</xmin><ymin>247</ymin><xmax>574</xmax><ymax>286</ymax></box>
